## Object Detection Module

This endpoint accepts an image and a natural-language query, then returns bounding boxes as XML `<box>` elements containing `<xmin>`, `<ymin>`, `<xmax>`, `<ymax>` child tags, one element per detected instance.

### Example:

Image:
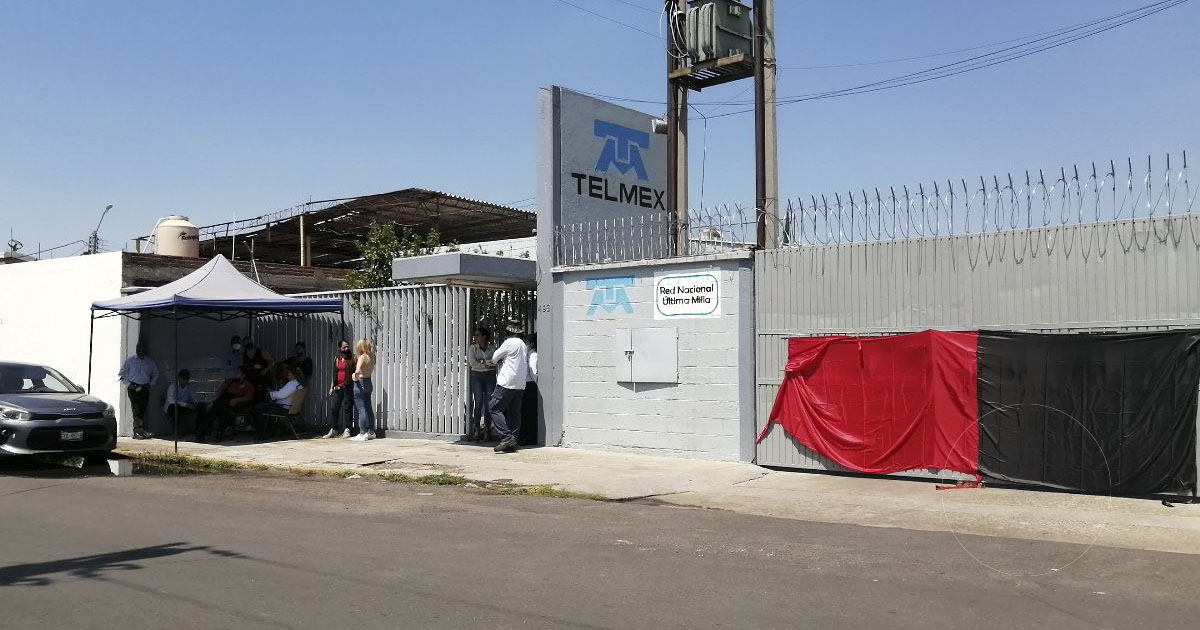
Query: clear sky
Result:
<box><xmin>1</xmin><ymin>0</ymin><xmax>1197</xmax><ymax>255</ymax></box>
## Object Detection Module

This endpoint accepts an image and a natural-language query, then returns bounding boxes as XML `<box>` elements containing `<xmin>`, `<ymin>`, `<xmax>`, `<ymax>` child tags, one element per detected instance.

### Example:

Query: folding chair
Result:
<box><xmin>262</xmin><ymin>387</ymin><xmax>308</xmax><ymax>440</ymax></box>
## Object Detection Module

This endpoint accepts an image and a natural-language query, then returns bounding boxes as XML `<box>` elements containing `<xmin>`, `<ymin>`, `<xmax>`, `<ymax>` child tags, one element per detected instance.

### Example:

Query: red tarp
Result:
<box><xmin>760</xmin><ymin>330</ymin><xmax>980</xmax><ymax>476</ymax></box>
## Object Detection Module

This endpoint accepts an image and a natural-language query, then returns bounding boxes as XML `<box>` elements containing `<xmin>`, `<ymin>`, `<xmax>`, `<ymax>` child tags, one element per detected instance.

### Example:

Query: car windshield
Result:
<box><xmin>0</xmin><ymin>364</ymin><xmax>81</xmax><ymax>394</ymax></box>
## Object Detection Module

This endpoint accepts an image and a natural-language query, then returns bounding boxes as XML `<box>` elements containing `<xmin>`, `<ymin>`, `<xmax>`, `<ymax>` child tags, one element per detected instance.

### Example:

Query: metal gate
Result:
<box><xmin>755</xmin><ymin>215</ymin><xmax>1200</xmax><ymax>474</ymax></box>
<box><xmin>257</xmin><ymin>285</ymin><xmax>534</xmax><ymax>438</ymax></box>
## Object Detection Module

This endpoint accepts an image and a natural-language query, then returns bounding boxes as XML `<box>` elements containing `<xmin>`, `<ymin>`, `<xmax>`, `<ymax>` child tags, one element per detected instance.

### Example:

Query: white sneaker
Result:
<box><xmin>340</xmin><ymin>429</ymin><xmax>352</xmax><ymax>439</ymax></box>
<box><xmin>365</xmin><ymin>431</ymin><xmax>376</xmax><ymax>440</ymax></box>
<box><xmin>321</xmin><ymin>429</ymin><xmax>336</xmax><ymax>439</ymax></box>
<box><xmin>349</xmin><ymin>433</ymin><xmax>369</xmax><ymax>442</ymax></box>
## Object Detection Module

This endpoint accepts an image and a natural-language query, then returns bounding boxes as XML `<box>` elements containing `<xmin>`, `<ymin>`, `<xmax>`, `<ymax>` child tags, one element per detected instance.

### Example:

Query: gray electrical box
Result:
<box><xmin>615</xmin><ymin>328</ymin><xmax>679</xmax><ymax>384</ymax></box>
<box><xmin>685</xmin><ymin>0</ymin><xmax>753</xmax><ymax>64</ymax></box>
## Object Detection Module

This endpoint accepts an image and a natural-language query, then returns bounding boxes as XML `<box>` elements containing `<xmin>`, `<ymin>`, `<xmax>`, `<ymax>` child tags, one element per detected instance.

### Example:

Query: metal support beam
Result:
<box><xmin>666</xmin><ymin>0</ymin><xmax>689</xmax><ymax>257</ymax></box>
<box><xmin>754</xmin><ymin>0</ymin><xmax>779</xmax><ymax>249</ymax></box>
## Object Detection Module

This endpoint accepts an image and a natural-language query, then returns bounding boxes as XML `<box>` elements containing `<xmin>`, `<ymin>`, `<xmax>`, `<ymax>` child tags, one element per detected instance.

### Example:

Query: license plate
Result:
<box><xmin>61</xmin><ymin>430</ymin><xmax>84</xmax><ymax>441</ymax></box>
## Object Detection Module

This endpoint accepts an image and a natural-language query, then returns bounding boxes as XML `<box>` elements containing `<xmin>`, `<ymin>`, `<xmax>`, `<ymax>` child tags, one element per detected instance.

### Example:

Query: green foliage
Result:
<box><xmin>345</xmin><ymin>223</ymin><xmax>456</xmax><ymax>290</ymax></box>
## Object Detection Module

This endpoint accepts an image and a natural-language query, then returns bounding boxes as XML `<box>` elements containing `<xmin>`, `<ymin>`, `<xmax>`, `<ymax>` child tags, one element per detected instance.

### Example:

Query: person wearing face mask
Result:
<box><xmin>224</xmin><ymin>335</ymin><xmax>244</xmax><ymax>379</ymax></box>
<box><xmin>322</xmin><ymin>340</ymin><xmax>356</xmax><ymax>439</ymax></box>
<box><xmin>283</xmin><ymin>341</ymin><xmax>314</xmax><ymax>383</ymax></box>
<box><xmin>241</xmin><ymin>338</ymin><xmax>275</xmax><ymax>399</ymax></box>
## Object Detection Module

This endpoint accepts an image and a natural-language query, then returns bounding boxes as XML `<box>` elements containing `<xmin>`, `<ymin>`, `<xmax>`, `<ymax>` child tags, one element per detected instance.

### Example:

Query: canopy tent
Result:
<box><xmin>92</xmin><ymin>254</ymin><xmax>342</xmax><ymax>317</ymax></box>
<box><xmin>88</xmin><ymin>255</ymin><xmax>344</xmax><ymax>451</ymax></box>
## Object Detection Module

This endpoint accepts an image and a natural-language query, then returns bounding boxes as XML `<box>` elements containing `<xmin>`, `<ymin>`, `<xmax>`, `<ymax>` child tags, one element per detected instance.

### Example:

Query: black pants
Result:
<box><xmin>202</xmin><ymin>398</ymin><xmax>249</xmax><ymax>440</ymax></box>
<box><xmin>126</xmin><ymin>385</ymin><xmax>150</xmax><ymax>432</ymax></box>
<box><xmin>328</xmin><ymin>386</ymin><xmax>355</xmax><ymax>431</ymax></box>
<box><xmin>165</xmin><ymin>404</ymin><xmax>201</xmax><ymax>438</ymax></box>
<box><xmin>487</xmin><ymin>386</ymin><xmax>524</xmax><ymax>444</ymax></box>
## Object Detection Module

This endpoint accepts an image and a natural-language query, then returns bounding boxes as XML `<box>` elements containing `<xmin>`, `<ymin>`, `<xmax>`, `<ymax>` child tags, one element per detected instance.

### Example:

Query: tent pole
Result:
<box><xmin>86</xmin><ymin>311</ymin><xmax>95</xmax><ymax>394</ymax></box>
<box><xmin>173</xmin><ymin>305</ymin><xmax>179</xmax><ymax>454</ymax></box>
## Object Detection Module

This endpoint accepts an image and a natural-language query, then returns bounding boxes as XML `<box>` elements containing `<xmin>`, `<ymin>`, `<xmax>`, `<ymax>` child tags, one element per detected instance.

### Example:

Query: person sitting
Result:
<box><xmin>241</xmin><ymin>338</ymin><xmax>275</xmax><ymax>397</ymax></box>
<box><xmin>201</xmin><ymin>367</ymin><xmax>256</xmax><ymax>442</ymax></box>
<box><xmin>165</xmin><ymin>369</ymin><xmax>201</xmax><ymax>439</ymax></box>
<box><xmin>283</xmin><ymin>341</ymin><xmax>314</xmax><ymax>384</ymax></box>
<box><xmin>252</xmin><ymin>366</ymin><xmax>301</xmax><ymax>441</ymax></box>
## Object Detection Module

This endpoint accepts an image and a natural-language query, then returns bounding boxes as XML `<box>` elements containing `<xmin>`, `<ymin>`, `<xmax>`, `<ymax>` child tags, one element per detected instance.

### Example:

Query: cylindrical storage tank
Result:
<box><xmin>154</xmin><ymin>215</ymin><xmax>200</xmax><ymax>257</ymax></box>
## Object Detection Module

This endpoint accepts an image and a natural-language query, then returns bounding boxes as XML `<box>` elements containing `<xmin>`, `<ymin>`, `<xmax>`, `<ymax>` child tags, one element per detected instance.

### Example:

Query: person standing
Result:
<box><xmin>520</xmin><ymin>333</ymin><xmax>539</xmax><ymax>446</ymax></box>
<box><xmin>118</xmin><ymin>342</ymin><xmax>159</xmax><ymax>439</ymax></box>
<box><xmin>224</xmin><ymin>335</ymin><xmax>244</xmax><ymax>379</ymax></box>
<box><xmin>488</xmin><ymin>321</ymin><xmax>529</xmax><ymax>453</ymax></box>
<box><xmin>322</xmin><ymin>340</ymin><xmax>356</xmax><ymax>439</ymax></box>
<box><xmin>467</xmin><ymin>326</ymin><xmax>497</xmax><ymax>442</ymax></box>
<box><xmin>284</xmin><ymin>341</ymin><xmax>314</xmax><ymax>383</ymax></box>
<box><xmin>349</xmin><ymin>339</ymin><xmax>377</xmax><ymax>442</ymax></box>
<box><xmin>241</xmin><ymin>338</ymin><xmax>275</xmax><ymax>396</ymax></box>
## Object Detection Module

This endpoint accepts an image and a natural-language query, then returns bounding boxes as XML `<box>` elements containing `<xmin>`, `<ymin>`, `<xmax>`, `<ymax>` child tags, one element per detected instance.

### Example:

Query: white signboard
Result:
<box><xmin>654</xmin><ymin>272</ymin><xmax>721</xmax><ymax>319</ymax></box>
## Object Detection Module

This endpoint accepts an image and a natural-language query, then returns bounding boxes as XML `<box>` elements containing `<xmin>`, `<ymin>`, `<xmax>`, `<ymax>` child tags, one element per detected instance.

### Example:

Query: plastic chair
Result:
<box><xmin>262</xmin><ymin>387</ymin><xmax>307</xmax><ymax>440</ymax></box>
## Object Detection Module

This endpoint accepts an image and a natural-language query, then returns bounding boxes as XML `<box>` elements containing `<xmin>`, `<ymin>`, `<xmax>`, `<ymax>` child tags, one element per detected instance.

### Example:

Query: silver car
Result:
<box><xmin>0</xmin><ymin>361</ymin><xmax>117</xmax><ymax>458</ymax></box>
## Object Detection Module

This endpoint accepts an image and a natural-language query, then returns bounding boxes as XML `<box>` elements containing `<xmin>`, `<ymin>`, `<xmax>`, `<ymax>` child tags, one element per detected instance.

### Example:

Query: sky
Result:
<box><xmin>1</xmin><ymin>0</ymin><xmax>1197</xmax><ymax>256</ymax></box>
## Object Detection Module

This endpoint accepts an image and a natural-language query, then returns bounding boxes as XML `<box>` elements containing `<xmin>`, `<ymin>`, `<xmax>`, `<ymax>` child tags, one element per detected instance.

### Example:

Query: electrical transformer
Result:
<box><xmin>684</xmin><ymin>0</ymin><xmax>753</xmax><ymax>64</ymax></box>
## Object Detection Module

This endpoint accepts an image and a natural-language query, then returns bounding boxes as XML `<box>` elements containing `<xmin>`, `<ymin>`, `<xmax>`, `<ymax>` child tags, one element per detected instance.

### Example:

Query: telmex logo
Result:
<box><xmin>593</xmin><ymin>120</ymin><xmax>649</xmax><ymax>181</ymax></box>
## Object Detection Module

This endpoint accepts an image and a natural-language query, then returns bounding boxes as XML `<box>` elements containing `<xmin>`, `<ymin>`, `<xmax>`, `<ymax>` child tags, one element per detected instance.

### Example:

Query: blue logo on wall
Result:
<box><xmin>594</xmin><ymin>120</ymin><xmax>650</xmax><ymax>181</ymax></box>
<box><xmin>586</xmin><ymin>276</ymin><xmax>635</xmax><ymax>316</ymax></box>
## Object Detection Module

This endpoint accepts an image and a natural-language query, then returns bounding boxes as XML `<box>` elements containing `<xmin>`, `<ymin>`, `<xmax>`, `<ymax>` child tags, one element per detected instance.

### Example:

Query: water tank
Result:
<box><xmin>153</xmin><ymin>215</ymin><xmax>200</xmax><ymax>258</ymax></box>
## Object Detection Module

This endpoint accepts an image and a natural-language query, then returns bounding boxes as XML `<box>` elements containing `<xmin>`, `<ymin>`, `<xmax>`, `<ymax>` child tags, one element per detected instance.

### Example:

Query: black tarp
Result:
<box><xmin>978</xmin><ymin>331</ymin><xmax>1200</xmax><ymax>495</ymax></box>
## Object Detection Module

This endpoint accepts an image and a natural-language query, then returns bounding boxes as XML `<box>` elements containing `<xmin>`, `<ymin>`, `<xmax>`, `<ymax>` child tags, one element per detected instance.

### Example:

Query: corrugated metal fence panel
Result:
<box><xmin>755</xmin><ymin>217</ymin><xmax>1200</xmax><ymax>472</ymax></box>
<box><xmin>258</xmin><ymin>285</ymin><xmax>474</xmax><ymax>437</ymax></box>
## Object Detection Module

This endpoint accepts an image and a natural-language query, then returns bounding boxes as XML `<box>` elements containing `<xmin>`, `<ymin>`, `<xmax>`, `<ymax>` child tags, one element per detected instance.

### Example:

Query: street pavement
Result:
<box><xmin>2</xmin><ymin>460</ymin><xmax>1198</xmax><ymax>630</ymax></box>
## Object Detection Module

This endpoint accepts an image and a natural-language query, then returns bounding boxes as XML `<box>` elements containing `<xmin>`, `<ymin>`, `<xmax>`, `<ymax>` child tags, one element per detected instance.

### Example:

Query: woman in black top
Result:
<box><xmin>241</xmin><ymin>339</ymin><xmax>275</xmax><ymax>399</ymax></box>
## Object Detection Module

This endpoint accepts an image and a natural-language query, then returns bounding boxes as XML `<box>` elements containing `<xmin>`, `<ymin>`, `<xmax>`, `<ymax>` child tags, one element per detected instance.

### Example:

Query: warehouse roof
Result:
<box><xmin>197</xmin><ymin>188</ymin><xmax>536</xmax><ymax>268</ymax></box>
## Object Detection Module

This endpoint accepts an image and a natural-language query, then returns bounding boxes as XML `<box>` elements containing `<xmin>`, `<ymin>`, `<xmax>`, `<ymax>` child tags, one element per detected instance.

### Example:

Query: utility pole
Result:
<box><xmin>87</xmin><ymin>204</ymin><xmax>115</xmax><ymax>255</ymax></box>
<box><xmin>753</xmin><ymin>0</ymin><xmax>778</xmax><ymax>249</ymax></box>
<box><xmin>666</xmin><ymin>0</ymin><xmax>689</xmax><ymax>257</ymax></box>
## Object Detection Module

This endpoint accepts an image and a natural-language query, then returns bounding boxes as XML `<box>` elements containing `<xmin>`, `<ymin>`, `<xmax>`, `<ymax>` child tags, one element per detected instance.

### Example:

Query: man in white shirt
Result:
<box><xmin>489</xmin><ymin>320</ymin><xmax>529</xmax><ymax>453</ymax></box>
<box><xmin>252</xmin><ymin>366</ymin><xmax>301</xmax><ymax>441</ymax></box>
<box><xmin>118</xmin><ymin>342</ymin><xmax>159</xmax><ymax>439</ymax></box>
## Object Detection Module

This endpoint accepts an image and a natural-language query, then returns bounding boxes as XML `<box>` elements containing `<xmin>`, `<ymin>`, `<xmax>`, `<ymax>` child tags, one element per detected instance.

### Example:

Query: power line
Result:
<box><xmin>552</xmin><ymin>0</ymin><xmax>661</xmax><ymax>39</ymax></box>
<box><xmin>599</xmin><ymin>0</ymin><xmax>660</xmax><ymax>14</ymax></box>
<box><xmin>777</xmin><ymin>4</ymin><xmax>1164</xmax><ymax>71</ymax></box>
<box><xmin>577</xmin><ymin>0</ymin><xmax>1188</xmax><ymax>114</ymax></box>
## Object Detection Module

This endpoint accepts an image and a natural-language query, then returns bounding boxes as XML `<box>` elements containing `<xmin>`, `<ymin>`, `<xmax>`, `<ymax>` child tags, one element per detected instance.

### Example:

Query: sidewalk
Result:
<box><xmin>118</xmin><ymin>437</ymin><xmax>1200</xmax><ymax>556</ymax></box>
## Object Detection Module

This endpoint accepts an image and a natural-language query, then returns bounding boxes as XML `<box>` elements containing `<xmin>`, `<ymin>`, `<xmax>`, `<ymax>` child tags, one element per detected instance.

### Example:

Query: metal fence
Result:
<box><xmin>754</xmin><ymin>212</ymin><xmax>1200</xmax><ymax>474</ymax></box>
<box><xmin>256</xmin><ymin>285</ymin><xmax>533</xmax><ymax>438</ymax></box>
<box><xmin>553</xmin><ymin>206</ymin><xmax>756</xmax><ymax>266</ymax></box>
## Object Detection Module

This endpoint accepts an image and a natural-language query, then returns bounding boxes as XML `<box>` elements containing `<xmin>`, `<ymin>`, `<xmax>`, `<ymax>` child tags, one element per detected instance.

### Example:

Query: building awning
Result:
<box><xmin>391</xmin><ymin>252</ymin><xmax>536</xmax><ymax>289</ymax></box>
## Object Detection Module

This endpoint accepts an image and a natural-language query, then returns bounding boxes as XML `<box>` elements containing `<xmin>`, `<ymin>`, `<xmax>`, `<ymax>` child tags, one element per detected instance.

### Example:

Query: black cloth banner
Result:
<box><xmin>978</xmin><ymin>331</ymin><xmax>1200</xmax><ymax>495</ymax></box>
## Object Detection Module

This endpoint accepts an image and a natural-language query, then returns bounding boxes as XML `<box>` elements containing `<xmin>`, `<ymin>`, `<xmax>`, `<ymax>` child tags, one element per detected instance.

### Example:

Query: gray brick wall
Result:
<box><xmin>557</xmin><ymin>254</ymin><xmax>754</xmax><ymax>461</ymax></box>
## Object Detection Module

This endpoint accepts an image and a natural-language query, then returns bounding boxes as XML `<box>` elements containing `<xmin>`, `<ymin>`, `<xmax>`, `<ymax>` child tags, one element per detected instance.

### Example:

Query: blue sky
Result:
<box><xmin>1</xmin><ymin>0</ymin><xmax>1196</xmax><ymax>254</ymax></box>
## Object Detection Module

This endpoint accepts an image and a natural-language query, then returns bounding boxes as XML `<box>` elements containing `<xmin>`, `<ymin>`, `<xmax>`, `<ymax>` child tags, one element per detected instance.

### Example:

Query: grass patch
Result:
<box><xmin>499</xmin><ymin>484</ymin><xmax>608</xmax><ymax>501</ymax></box>
<box><xmin>380</xmin><ymin>472</ymin><xmax>470</xmax><ymax>486</ymax></box>
<box><xmin>118</xmin><ymin>450</ymin><xmax>608</xmax><ymax>501</ymax></box>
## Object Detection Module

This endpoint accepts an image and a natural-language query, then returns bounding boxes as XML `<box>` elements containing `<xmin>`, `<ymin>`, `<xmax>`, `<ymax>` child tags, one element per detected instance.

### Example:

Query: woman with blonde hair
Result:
<box><xmin>349</xmin><ymin>338</ymin><xmax>377</xmax><ymax>441</ymax></box>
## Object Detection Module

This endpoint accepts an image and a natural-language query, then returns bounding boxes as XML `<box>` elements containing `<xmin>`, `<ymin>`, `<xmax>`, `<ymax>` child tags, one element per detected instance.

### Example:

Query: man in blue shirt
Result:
<box><xmin>165</xmin><ymin>369</ymin><xmax>201</xmax><ymax>440</ymax></box>
<box><xmin>118</xmin><ymin>342</ymin><xmax>159</xmax><ymax>439</ymax></box>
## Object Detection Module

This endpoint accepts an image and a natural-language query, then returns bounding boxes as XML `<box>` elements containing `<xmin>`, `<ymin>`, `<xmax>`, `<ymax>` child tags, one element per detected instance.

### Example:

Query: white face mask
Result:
<box><xmin>232</xmin><ymin>343</ymin><xmax>242</xmax><ymax>351</ymax></box>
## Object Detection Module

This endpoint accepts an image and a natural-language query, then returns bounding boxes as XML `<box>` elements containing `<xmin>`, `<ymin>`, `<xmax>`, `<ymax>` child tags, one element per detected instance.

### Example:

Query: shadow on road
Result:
<box><xmin>0</xmin><ymin>542</ymin><xmax>248</xmax><ymax>587</ymax></box>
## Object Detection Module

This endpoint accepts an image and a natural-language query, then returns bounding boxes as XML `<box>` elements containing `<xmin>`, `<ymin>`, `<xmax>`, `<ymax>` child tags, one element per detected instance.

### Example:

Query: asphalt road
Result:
<box><xmin>1</xmin><ymin>460</ymin><xmax>1198</xmax><ymax>630</ymax></box>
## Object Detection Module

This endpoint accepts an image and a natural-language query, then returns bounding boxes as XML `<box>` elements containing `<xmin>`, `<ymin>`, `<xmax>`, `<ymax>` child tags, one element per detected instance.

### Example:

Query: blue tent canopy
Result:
<box><xmin>91</xmin><ymin>254</ymin><xmax>343</xmax><ymax>315</ymax></box>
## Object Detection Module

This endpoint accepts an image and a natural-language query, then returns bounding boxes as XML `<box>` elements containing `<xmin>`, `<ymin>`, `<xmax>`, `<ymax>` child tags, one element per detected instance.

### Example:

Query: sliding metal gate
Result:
<box><xmin>257</xmin><ymin>285</ymin><xmax>534</xmax><ymax>438</ymax></box>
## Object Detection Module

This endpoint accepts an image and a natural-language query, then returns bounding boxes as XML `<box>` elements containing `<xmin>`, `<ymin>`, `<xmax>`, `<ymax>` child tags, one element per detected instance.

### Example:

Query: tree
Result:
<box><xmin>345</xmin><ymin>223</ymin><xmax>454</xmax><ymax>290</ymax></box>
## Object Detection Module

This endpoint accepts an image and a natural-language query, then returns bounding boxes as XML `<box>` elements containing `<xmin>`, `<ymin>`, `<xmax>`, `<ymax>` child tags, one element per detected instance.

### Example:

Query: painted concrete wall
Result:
<box><xmin>0</xmin><ymin>253</ymin><xmax>136</xmax><ymax>434</ymax></box>
<box><xmin>555</xmin><ymin>252</ymin><xmax>755</xmax><ymax>461</ymax></box>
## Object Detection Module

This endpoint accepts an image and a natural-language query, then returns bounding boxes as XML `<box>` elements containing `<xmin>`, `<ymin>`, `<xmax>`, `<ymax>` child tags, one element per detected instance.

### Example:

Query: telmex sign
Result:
<box><xmin>553</xmin><ymin>88</ymin><xmax>667</xmax><ymax>227</ymax></box>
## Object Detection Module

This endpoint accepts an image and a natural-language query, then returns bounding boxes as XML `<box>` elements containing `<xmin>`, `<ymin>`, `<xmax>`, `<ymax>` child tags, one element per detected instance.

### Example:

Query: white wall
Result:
<box><xmin>0</xmin><ymin>253</ymin><xmax>134</xmax><ymax>433</ymax></box>
<box><xmin>556</xmin><ymin>253</ymin><xmax>755</xmax><ymax>461</ymax></box>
